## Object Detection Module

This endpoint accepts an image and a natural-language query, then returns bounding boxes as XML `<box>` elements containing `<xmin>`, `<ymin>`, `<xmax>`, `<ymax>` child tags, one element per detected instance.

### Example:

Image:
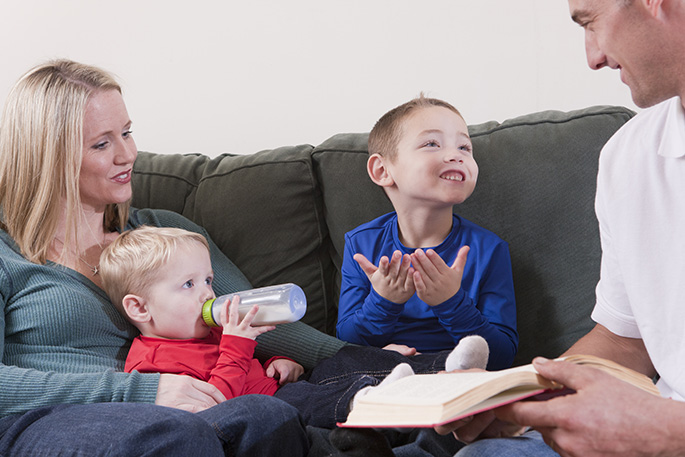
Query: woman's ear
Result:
<box><xmin>122</xmin><ymin>294</ymin><xmax>151</xmax><ymax>324</ymax></box>
<box><xmin>367</xmin><ymin>153</ymin><xmax>395</xmax><ymax>187</ymax></box>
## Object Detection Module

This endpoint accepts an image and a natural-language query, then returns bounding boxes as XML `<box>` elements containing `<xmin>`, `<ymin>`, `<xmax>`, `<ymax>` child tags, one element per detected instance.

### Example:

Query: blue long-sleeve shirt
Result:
<box><xmin>337</xmin><ymin>212</ymin><xmax>518</xmax><ymax>370</ymax></box>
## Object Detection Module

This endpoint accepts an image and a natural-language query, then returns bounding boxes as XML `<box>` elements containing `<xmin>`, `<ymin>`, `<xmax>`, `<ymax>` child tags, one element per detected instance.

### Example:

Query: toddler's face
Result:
<box><xmin>387</xmin><ymin>106</ymin><xmax>478</xmax><ymax>208</ymax></box>
<box><xmin>144</xmin><ymin>242</ymin><xmax>216</xmax><ymax>339</ymax></box>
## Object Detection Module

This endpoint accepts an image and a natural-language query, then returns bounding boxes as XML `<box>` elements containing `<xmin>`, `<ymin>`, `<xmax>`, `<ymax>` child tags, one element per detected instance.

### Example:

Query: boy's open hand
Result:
<box><xmin>411</xmin><ymin>246</ymin><xmax>470</xmax><ymax>306</ymax></box>
<box><xmin>220</xmin><ymin>296</ymin><xmax>275</xmax><ymax>340</ymax></box>
<box><xmin>266</xmin><ymin>359</ymin><xmax>304</xmax><ymax>385</ymax></box>
<box><xmin>354</xmin><ymin>250</ymin><xmax>415</xmax><ymax>304</ymax></box>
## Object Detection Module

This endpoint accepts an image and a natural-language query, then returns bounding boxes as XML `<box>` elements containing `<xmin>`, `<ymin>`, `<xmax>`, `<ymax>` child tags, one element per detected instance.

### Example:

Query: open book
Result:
<box><xmin>340</xmin><ymin>354</ymin><xmax>660</xmax><ymax>428</ymax></box>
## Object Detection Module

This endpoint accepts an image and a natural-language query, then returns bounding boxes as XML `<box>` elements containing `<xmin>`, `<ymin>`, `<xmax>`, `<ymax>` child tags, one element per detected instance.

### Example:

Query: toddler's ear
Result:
<box><xmin>122</xmin><ymin>294</ymin><xmax>151</xmax><ymax>324</ymax></box>
<box><xmin>367</xmin><ymin>154</ymin><xmax>395</xmax><ymax>187</ymax></box>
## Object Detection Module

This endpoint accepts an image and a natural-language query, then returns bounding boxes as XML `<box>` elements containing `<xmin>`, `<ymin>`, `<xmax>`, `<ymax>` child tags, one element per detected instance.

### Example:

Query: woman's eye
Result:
<box><xmin>92</xmin><ymin>141</ymin><xmax>108</xmax><ymax>150</ymax></box>
<box><xmin>122</xmin><ymin>130</ymin><xmax>133</xmax><ymax>139</ymax></box>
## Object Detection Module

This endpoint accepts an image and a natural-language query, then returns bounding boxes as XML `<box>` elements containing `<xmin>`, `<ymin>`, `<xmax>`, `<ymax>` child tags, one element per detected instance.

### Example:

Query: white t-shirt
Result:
<box><xmin>593</xmin><ymin>96</ymin><xmax>685</xmax><ymax>401</ymax></box>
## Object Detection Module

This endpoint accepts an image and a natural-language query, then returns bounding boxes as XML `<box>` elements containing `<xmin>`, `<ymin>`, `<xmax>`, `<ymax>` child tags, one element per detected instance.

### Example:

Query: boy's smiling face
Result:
<box><xmin>384</xmin><ymin>106</ymin><xmax>478</xmax><ymax>210</ymax></box>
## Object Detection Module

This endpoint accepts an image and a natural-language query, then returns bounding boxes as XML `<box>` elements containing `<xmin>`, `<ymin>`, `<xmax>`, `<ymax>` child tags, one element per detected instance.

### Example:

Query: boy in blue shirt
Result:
<box><xmin>337</xmin><ymin>95</ymin><xmax>518</xmax><ymax>370</ymax></box>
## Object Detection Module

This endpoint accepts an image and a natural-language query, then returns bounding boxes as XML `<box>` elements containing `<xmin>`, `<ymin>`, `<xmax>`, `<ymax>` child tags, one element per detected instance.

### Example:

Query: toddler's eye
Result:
<box><xmin>423</xmin><ymin>140</ymin><xmax>439</xmax><ymax>148</ymax></box>
<box><xmin>183</xmin><ymin>280</ymin><xmax>194</xmax><ymax>289</ymax></box>
<box><xmin>205</xmin><ymin>276</ymin><xmax>213</xmax><ymax>286</ymax></box>
<box><xmin>459</xmin><ymin>144</ymin><xmax>473</xmax><ymax>154</ymax></box>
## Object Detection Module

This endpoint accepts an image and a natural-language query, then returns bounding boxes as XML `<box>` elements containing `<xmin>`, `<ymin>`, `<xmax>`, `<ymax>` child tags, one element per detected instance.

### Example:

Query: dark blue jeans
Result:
<box><xmin>275</xmin><ymin>345</ymin><xmax>449</xmax><ymax>428</ymax></box>
<box><xmin>0</xmin><ymin>395</ymin><xmax>308</xmax><ymax>456</ymax></box>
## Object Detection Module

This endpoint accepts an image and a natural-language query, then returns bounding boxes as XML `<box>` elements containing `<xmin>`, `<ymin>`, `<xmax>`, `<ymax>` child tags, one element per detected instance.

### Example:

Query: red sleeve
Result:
<box><xmin>209</xmin><ymin>334</ymin><xmax>261</xmax><ymax>399</ymax></box>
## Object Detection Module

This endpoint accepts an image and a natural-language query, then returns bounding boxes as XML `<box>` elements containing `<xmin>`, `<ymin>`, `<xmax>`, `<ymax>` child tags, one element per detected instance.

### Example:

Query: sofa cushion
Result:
<box><xmin>312</xmin><ymin>105</ymin><xmax>634</xmax><ymax>365</ymax></box>
<box><xmin>132</xmin><ymin>146</ymin><xmax>337</xmax><ymax>334</ymax></box>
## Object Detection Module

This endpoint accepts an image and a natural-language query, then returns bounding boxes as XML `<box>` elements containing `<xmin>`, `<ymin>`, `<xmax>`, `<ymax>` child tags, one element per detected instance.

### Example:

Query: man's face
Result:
<box><xmin>569</xmin><ymin>0</ymin><xmax>680</xmax><ymax>108</ymax></box>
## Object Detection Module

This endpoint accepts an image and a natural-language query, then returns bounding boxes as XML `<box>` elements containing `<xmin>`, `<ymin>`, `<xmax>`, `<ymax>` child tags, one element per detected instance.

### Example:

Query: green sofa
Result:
<box><xmin>131</xmin><ymin>105</ymin><xmax>634</xmax><ymax>367</ymax></box>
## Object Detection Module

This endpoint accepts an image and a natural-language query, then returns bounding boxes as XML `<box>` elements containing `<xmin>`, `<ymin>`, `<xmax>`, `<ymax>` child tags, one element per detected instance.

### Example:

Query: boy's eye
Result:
<box><xmin>183</xmin><ymin>280</ymin><xmax>194</xmax><ymax>289</ymax></box>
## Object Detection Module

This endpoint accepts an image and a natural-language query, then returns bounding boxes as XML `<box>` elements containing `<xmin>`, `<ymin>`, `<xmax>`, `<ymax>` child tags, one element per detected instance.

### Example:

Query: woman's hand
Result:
<box><xmin>156</xmin><ymin>373</ymin><xmax>227</xmax><ymax>412</ymax></box>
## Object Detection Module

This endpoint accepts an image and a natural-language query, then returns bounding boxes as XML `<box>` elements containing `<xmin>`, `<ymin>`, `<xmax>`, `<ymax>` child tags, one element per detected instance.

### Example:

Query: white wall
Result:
<box><xmin>0</xmin><ymin>0</ymin><xmax>636</xmax><ymax>157</ymax></box>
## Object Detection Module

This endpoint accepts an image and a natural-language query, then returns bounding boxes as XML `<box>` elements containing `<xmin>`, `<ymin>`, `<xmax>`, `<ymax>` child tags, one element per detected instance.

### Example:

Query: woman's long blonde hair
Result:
<box><xmin>0</xmin><ymin>59</ymin><xmax>131</xmax><ymax>263</ymax></box>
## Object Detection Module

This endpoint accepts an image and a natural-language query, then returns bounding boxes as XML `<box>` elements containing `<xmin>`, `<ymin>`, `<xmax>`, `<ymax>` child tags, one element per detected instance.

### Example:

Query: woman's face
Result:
<box><xmin>80</xmin><ymin>90</ymin><xmax>137</xmax><ymax>211</ymax></box>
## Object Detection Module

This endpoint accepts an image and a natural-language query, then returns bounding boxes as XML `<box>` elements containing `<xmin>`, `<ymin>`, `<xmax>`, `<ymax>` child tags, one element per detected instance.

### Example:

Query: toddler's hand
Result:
<box><xmin>411</xmin><ymin>246</ymin><xmax>469</xmax><ymax>306</ymax></box>
<box><xmin>354</xmin><ymin>250</ymin><xmax>415</xmax><ymax>303</ymax></box>
<box><xmin>266</xmin><ymin>359</ymin><xmax>304</xmax><ymax>385</ymax></box>
<box><xmin>220</xmin><ymin>296</ymin><xmax>275</xmax><ymax>340</ymax></box>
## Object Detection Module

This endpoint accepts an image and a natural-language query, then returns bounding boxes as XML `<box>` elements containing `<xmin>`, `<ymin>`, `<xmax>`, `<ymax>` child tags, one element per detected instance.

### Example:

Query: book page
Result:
<box><xmin>357</xmin><ymin>365</ymin><xmax>540</xmax><ymax>406</ymax></box>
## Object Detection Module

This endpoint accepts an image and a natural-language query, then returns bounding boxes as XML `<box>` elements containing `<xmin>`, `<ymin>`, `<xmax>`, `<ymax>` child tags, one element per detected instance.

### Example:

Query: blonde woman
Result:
<box><xmin>0</xmin><ymin>60</ymin><xmax>338</xmax><ymax>456</ymax></box>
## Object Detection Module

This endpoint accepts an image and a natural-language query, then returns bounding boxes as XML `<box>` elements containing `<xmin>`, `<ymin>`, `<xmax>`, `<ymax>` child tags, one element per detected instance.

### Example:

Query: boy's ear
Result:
<box><xmin>122</xmin><ymin>294</ymin><xmax>151</xmax><ymax>324</ymax></box>
<box><xmin>367</xmin><ymin>153</ymin><xmax>395</xmax><ymax>187</ymax></box>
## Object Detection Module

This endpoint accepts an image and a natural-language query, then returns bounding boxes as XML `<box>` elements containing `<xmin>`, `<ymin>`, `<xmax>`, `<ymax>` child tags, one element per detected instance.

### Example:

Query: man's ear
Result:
<box><xmin>367</xmin><ymin>153</ymin><xmax>395</xmax><ymax>187</ymax></box>
<box><xmin>122</xmin><ymin>294</ymin><xmax>151</xmax><ymax>324</ymax></box>
<box><xmin>642</xmin><ymin>0</ymin><xmax>664</xmax><ymax>18</ymax></box>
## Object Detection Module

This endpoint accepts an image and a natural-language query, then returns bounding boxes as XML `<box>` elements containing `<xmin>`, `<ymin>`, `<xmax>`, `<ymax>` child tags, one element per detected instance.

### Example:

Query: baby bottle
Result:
<box><xmin>202</xmin><ymin>283</ymin><xmax>307</xmax><ymax>327</ymax></box>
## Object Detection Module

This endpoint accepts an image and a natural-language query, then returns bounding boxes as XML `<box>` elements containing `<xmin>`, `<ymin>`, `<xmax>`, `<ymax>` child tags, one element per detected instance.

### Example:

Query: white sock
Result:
<box><xmin>351</xmin><ymin>363</ymin><xmax>415</xmax><ymax>410</ymax></box>
<box><xmin>445</xmin><ymin>335</ymin><xmax>489</xmax><ymax>371</ymax></box>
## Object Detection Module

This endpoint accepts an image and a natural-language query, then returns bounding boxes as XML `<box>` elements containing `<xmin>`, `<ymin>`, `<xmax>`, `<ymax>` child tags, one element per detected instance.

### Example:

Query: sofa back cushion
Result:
<box><xmin>132</xmin><ymin>146</ymin><xmax>338</xmax><ymax>334</ymax></box>
<box><xmin>313</xmin><ymin>106</ymin><xmax>634</xmax><ymax>365</ymax></box>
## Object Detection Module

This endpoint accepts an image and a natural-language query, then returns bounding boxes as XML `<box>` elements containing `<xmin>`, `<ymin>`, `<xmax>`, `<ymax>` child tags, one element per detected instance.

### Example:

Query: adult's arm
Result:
<box><xmin>434</xmin><ymin>323</ymin><xmax>654</xmax><ymax>442</ymax></box>
<box><xmin>497</xmin><ymin>357</ymin><xmax>684</xmax><ymax>457</ymax></box>
<box><xmin>133</xmin><ymin>209</ymin><xmax>348</xmax><ymax>371</ymax></box>
<box><xmin>562</xmin><ymin>323</ymin><xmax>655</xmax><ymax>378</ymax></box>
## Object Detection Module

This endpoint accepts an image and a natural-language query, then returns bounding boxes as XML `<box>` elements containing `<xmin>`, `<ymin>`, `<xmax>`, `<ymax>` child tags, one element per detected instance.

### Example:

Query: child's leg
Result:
<box><xmin>274</xmin><ymin>373</ymin><xmax>379</xmax><ymax>429</ymax></box>
<box><xmin>302</xmin><ymin>335</ymin><xmax>489</xmax><ymax>386</ymax></box>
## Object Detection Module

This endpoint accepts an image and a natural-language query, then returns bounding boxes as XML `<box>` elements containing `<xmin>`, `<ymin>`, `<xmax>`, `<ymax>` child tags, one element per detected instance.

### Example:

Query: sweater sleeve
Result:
<box><xmin>0</xmin><ymin>232</ymin><xmax>160</xmax><ymax>417</ymax></box>
<box><xmin>133</xmin><ymin>208</ymin><xmax>348</xmax><ymax>371</ymax></box>
<box><xmin>0</xmin><ymin>294</ymin><xmax>159</xmax><ymax>416</ymax></box>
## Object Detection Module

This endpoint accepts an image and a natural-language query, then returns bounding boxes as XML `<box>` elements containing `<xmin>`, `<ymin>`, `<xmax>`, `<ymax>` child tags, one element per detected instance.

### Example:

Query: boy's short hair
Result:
<box><xmin>368</xmin><ymin>94</ymin><xmax>464</xmax><ymax>161</ymax></box>
<box><xmin>99</xmin><ymin>226</ymin><xmax>210</xmax><ymax>315</ymax></box>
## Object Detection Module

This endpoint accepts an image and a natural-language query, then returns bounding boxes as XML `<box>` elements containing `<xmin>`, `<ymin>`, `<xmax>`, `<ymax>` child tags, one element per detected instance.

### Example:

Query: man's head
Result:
<box><xmin>100</xmin><ymin>226</ymin><xmax>216</xmax><ymax>339</ymax></box>
<box><xmin>569</xmin><ymin>0</ymin><xmax>685</xmax><ymax>107</ymax></box>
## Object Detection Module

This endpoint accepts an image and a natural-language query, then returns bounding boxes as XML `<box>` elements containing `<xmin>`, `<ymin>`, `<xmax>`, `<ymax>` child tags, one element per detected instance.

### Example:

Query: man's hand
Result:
<box><xmin>411</xmin><ymin>246</ymin><xmax>469</xmax><ymax>306</ymax></box>
<box><xmin>156</xmin><ymin>373</ymin><xmax>227</xmax><ymax>412</ymax></box>
<box><xmin>433</xmin><ymin>398</ymin><xmax>525</xmax><ymax>443</ymax></box>
<box><xmin>266</xmin><ymin>359</ymin><xmax>304</xmax><ymax>385</ymax></box>
<box><xmin>497</xmin><ymin>357</ymin><xmax>676</xmax><ymax>457</ymax></box>
<box><xmin>354</xmin><ymin>250</ymin><xmax>415</xmax><ymax>303</ymax></box>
